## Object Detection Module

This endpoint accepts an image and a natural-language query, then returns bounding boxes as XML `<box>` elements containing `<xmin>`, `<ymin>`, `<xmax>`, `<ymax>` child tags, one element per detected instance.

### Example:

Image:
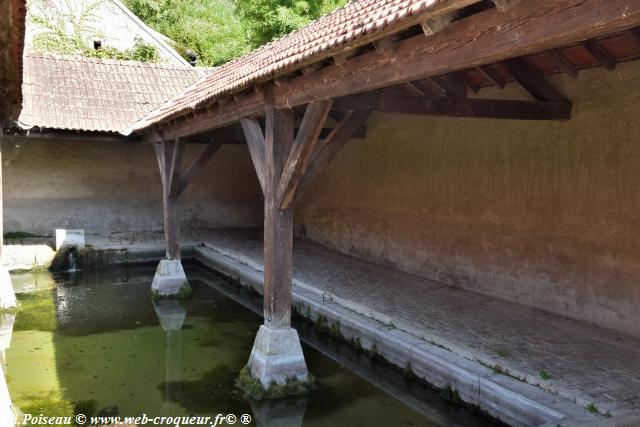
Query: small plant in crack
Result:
<box><xmin>539</xmin><ymin>370</ymin><xmax>552</xmax><ymax>380</ymax></box>
<box><xmin>496</xmin><ymin>349</ymin><xmax>511</xmax><ymax>358</ymax></box>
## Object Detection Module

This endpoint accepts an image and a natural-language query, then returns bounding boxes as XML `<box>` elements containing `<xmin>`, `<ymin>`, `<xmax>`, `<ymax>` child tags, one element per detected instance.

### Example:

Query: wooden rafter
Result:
<box><xmin>547</xmin><ymin>48</ymin><xmax>578</xmax><ymax>78</ymax></box>
<box><xmin>477</xmin><ymin>65</ymin><xmax>506</xmax><ymax>88</ymax></box>
<box><xmin>583</xmin><ymin>40</ymin><xmax>617</xmax><ymax>71</ymax></box>
<box><xmin>332</xmin><ymin>93</ymin><xmax>572</xmax><ymax>121</ymax></box>
<box><xmin>502</xmin><ymin>58</ymin><xmax>567</xmax><ymax>102</ymax></box>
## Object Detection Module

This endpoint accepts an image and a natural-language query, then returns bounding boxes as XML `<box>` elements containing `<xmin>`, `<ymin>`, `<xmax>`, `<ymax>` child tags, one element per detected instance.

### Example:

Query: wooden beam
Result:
<box><xmin>373</xmin><ymin>34</ymin><xmax>401</xmax><ymax>54</ymax></box>
<box><xmin>502</xmin><ymin>58</ymin><xmax>568</xmax><ymax>102</ymax></box>
<box><xmin>176</xmin><ymin>142</ymin><xmax>221</xmax><ymax>197</ymax></box>
<box><xmin>491</xmin><ymin>0</ymin><xmax>524</xmax><ymax>12</ymax></box>
<box><xmin>628</xmin><ymin>27</ymin><xmax>640</xmax><ymax>49</ymax></box>
<box><xmin>154</xmin><ymin>139</ymin><xmax>182</xmax><ymax>260</ymax></box>
<box><xmin>332</xmin><ymin>93</ymin><xmax>572</xmax><ymax>121</ymax></box>
<box><xmin>263</xmin><ymin>105</ymin><xmax>295</xmax><ymax>327</ymax></box>
<box><xmin>547</xmin><ymin>48</ymin><xmax>578</xmax><ymax>77</ymax></box>
<box><xmin>277</xmin><ymin>100</ymin><xmax>333</xmax><ymax>210</ymax></box>
<box><xmin>583</xmin><ymin>40</ymin><xmax>617</xmax><ymax>71</ymax></box>
<box><xmin>432</xmin><ymin>73</ymin><xmax>468</xmax><ymax>98</ymax></box>
<box><xmin>168</xmin><ymin>139</ymin><xmax>185</xmax><ymax>197</ymax></box>
<box><xmin>421</xmin><ymin>12</ymin><xmax>455</xmax><ymax>36</ymax></box>
<box><xmin>151</xmin><ymin>0</ymin><xmax>640</xmax><ymax>140</ymax></box>
<box><xmin>240</xmin><ymin>117</ymin><xmax>267</xmax><ymax>194</ymax></box>
<box><xmin>273</xmin><ymin>0</ymin><xmax>633</xmax><ymax>108</ymax></box>
<box><xmin>477</xmin><ymin>65</ymin><xmax>506</xmax><ymax>88</ymax></box>
<box><xmin>403</xmin><ymin>82</ymin><xmax>427</xmax><ymax>96</ymax></box>
<box><xmin>293</xmin><ymin>109</ymin><xmax>371</xmax><ymax>205</ymax></box>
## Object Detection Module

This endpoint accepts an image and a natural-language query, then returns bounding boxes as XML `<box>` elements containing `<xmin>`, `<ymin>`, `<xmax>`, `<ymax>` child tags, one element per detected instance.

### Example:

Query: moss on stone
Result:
<box><xmin>176</xmin><ymin>282</ymin><xmax>193</xmax><ymax>300</ymax></box>
<box><xmin>14</xmin><ymin>290</ymin><xmax>57</xmax><ymax>332</ymax></box>
<box><xmin>236</xmin><ymin>366</ymin><xmax>316</xmax><ymax>400</ymax></box>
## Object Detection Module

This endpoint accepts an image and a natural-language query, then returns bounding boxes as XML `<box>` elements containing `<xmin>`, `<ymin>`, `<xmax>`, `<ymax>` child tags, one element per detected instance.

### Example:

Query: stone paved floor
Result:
<box><xmin>193</xmin><ymin>228</ymin><xmax>640</xmax><ymax>418</ymax></box>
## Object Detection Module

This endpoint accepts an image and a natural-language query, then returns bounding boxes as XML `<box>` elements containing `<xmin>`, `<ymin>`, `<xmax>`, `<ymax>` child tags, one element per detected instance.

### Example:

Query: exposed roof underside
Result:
<box><xmin>18</xmin><ymin>53</ymin><xmax>208</xmax><ymax>133</ymax></box>
<box><xmin>0</xmin><ymin>0</ymin><xmax>26</xmax><ymax>127</ymax></box>
<box><xmin>131</xmin><ymin>0</ymin><xmax>477</xmax><ymax>132</ymax></box>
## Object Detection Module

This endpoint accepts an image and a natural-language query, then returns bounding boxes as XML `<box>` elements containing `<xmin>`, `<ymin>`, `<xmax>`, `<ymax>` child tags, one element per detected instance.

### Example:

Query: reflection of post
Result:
<box><xmin>0</xmin><ymin>313</ymin><xmax>16</xmax><ymax>425</ymax></box>
<box><xmin>0</xmin><ymin>140</ymin><xmax>16</xmax><ymax>310</ymax></box>
<box><xmin>250</xmin><ymin>397</ymin><xmax>307</xmax><ymax>427</ymax></box>
<box><xmin>153</xmin><ymin>300</ymin><xmax>186</xmax><ymax>413</ymax></box>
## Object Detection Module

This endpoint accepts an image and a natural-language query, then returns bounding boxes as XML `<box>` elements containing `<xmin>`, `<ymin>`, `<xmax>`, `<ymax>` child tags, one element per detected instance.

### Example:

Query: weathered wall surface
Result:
<box><xmin>2</xmin><ymin>138</ymin><xmax>262</xmax><ymax>234</ymax></box>
<box><xmin>296</xmin><ymin>62</ymin><xmax>640</xmax><ymax>336</ymax></box>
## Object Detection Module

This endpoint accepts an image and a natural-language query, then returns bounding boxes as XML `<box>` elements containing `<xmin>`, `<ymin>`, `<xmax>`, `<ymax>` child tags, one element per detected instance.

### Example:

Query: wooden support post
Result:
<box><xmin>242</xmin><ymin>100</ymin><xmax>368</xmax><ymax>388</ymax></box>
<box><xmin>263</xmin><ymin>106</ymin><xmax>295</xmax><ymax>327</ymax></box>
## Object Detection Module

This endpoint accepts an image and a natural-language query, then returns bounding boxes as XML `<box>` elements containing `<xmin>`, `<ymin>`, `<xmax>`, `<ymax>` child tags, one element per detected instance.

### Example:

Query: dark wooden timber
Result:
<box><xmin>502</xmin><ymin>58</ymin><xmax>568</xmax><ymax>102</ymax></box>
<box><xmin>153</xmin><ymin>139</ymin><xmax>218</xmax><ymax>259</ymax></box>
<box><xmin>583</xmin><ymin>40</ymin><xmax>617</xmax><ymax>71</ymax></box>
<box><xmin>150</xmin><ymin>0</ymin><xmax>640</xmax><ymax>141</ymax></box>
<box><xmin>240</xmin><ymin>117</ymin><xmax>267</xmax><ymax>194</ymax></box>
<box><xmin>477</xmin><ymin>65</ymin><xmax>506</xmax><ymax>88</ymax></box>
<box><xmin>332</xmin><ymin>93</ymin><xmax>572</xmax><ymax>121</ymax></box>
<box><xmin>241</xmin><ymin>102</ymin><xmax>371</xmax><ymax>325</ymax></box>
<box><xmin>547</xmin><ymin>49</ymin><xmax>578</xmax><ymax>78</ymax></box>
<box><xmin>277</xmin><ymin>100</ymin><xmax>333</xmax><ymax>210</ymax></box>
<box><xmin>153</xmin><ymin>140</ymin><xmax>182</xmax><ymax>260</ymax></box>
<box><xmin>263</xmin><ymin>106</ymin><xmax>295</xmax><ymax>327</ymax></box>
<box><xmin>292</xmin><ymin>109</ymin><xmax>372</xmax><ymax>206</ymax></box>
<box><xmin>176</xmin><ymin>142</ymin><xmax>221</xmax><ymax>197</ymax></box>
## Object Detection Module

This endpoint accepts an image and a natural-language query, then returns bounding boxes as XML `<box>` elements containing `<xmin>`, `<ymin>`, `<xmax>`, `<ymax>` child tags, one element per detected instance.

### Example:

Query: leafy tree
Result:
<box><xmin>235</xmin><ymin>0</ymin><xmax>346</xmax><ymax>48</ymax></box>
<box><xmin>124</xmin><ymin>0</ymin><xmax>347</xmax><ymax>66</ymax></box>
<box><xmin>28</xmin><ymin>0</ymin><xmax>160</xmax><ymax>62</ymax></box>
<box><xmin>124</xmin><ymin>0</ymin><xmax>251</xmax><ymax>66</ymax></box>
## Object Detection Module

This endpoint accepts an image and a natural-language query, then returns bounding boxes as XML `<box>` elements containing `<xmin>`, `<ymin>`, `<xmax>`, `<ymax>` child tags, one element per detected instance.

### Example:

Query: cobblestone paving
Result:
<box><xmin>197</xmin><ymin>229</ymin><xmax>640</xmax><ymax>417</ymax></box>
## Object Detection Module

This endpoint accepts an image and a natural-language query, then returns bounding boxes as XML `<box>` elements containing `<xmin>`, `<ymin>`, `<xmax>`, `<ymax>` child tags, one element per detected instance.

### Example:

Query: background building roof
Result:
<box><xmin>19</xmin><ymin>53</ymin><xmax>209</xmax><ymax>133</ymax></box>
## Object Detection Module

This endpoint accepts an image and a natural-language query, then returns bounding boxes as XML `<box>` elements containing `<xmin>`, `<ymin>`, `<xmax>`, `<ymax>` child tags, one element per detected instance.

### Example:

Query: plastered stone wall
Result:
<box><xmin>296</xmin><ymin>61</ymin><xmax>640</xmax><ymax>337</ymax></box>
<box><xmin>2</xmin><ymin>138</ymin><xmax>262</xmax><ymax>235</ymax></box>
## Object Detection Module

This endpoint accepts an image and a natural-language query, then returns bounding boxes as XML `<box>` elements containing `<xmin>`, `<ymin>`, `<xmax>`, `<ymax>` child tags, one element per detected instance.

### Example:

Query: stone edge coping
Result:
<box><xmin>194</xmin><ymin>244</ymin><xmax>602</xmax><ymax>427</ymax></box>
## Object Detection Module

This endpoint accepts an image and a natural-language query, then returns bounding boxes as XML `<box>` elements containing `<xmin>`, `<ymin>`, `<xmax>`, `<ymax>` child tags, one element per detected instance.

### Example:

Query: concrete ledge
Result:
<box><xmin>195</xmin><ymin>245</ymin><xmax>601</xmax><ymax>427</ymax></box>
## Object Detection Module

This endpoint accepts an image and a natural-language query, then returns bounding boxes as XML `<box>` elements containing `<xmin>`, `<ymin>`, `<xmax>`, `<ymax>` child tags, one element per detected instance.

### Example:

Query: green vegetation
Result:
<box><xmin>585</xmin><ymin>403</ymin><xmax>599</xmax><ymax>414</ymax></box>
<box><xmin>14</xmin><ymin>290</ymin><xmax>57</xmax><ymax>332</ymax></box>
<box><xmin>28</xmin><ymin>0</ymin><xmax>160</xmax><ymax>62</ymax></box>
<box><xmin>4</xmin><ymin>231</ymin><xmax>45</xmax><ymax>240</ymax></box>
<box><xmin>235</xmin><ymin>0</ymin><xmax>347</xmax><ymax>48</ymax></box>
<box><xmin>236</xmin><ymin>366</ymin><xmax>316</xmax><ymax>399</ymax></box>
<box><xmin>123</xmin><ymin>0</ymin><xmax>348</xmax><ymax>66</ymax></box>
<box><xmin>497</xmin><ymin>349</ymin><xmax>511</xmax><ymax>358</ymax></box>
<box><xmin>539</xmin><ymin>369</ymin><xmax>552</xmax><ymax>380</ymax></box>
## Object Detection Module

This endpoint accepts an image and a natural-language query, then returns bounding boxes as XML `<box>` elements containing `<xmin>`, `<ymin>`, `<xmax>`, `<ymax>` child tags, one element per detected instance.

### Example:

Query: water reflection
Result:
<box><xmin>5</xmin><ymin>266</ymin><xmax>502</xmax><ymax>427</ymax></box>
<box><xmin>153</xmin><ymin>299</ymin><xmax>186</xmax><ymax>413</ymax></box>
<box><xmin>251</xmin><ymin>398</ymin><xmax>307</xmax><ymax>427</ymax></box>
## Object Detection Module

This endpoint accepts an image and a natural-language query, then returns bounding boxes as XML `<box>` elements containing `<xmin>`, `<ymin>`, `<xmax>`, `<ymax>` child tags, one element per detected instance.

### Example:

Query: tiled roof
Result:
<box><xmin>130</xmin><ymin>0</ymin><xmax>467</xmax><ymax>133</ymax></box>
<box><xmin>19</xmin><ymin>53</ymin><xmax>208</xmax><ymax>133</ymax></box>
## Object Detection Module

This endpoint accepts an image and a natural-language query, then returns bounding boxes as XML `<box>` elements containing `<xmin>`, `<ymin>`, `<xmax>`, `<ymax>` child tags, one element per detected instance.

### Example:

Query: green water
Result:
<box><xmin>6</xmin><ymin>264</ymin><xmax>502</xmax><ymax>427</ymax></box>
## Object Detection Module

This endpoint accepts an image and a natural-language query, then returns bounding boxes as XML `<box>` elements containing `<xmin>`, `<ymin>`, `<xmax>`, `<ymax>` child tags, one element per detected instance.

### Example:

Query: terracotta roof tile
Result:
<box><xmin>130</xmin><ymin>0</ymin><xmax>466</xmax><ymax>133</ymax></box>
<box><xmin>19</xmin><ymin>53</ymin><xmax>208</xmax><ymax>133</ymax></box>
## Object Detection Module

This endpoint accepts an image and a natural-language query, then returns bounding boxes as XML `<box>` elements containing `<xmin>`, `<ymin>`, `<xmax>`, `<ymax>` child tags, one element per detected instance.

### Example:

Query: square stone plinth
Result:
<box><xmin>151</xmin><ymin>259</ymin><xmax>189</xmax><ymax>297</ymax></box>
<box><xmin>248</xmin><ymin>325</ymin><xmax>309</xmax><ymax>387</ymax></box>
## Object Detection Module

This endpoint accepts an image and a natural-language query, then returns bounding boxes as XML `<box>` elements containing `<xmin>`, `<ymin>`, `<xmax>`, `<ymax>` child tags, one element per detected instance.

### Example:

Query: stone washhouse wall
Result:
<box><xmin>2</xmin><ymin>139</ymin><xmax>263</xmax><ymax>234</ymax></box>
<box><xmin>295</xmin><ymin>61</ymin><xmax>640</xmax><ymax>338</ymax></box>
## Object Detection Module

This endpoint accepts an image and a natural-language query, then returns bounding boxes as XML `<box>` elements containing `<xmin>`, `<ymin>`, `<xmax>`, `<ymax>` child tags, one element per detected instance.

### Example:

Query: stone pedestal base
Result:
<box><xmin>151</xmin><ymin>259</ymin><xmax>190</xmax><ymax>297</ymax></box>
<box><xmin>0</xmin><ymin>268</ymin><xmax>16</xmax><ymax>309</ymax></box>
<box><xmin>248</xmin><ymin>325</ymin><xmax>308</xmax><ymax>387</ymax></box>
